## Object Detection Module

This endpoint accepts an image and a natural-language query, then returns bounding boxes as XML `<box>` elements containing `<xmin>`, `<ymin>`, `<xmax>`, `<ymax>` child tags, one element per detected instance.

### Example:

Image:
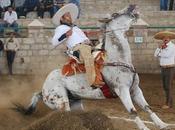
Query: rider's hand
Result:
<box><xmin>159</xmin><ymin>42</ymin><xmax>167</xmax><ymax>49</ymax></box>
<box><xmin>158</xmin><ymin>43</ymin><xmax>163</xmax><ymax>49</ymax></box>
<box><xmin>161</xmin><ymin>44</ymin><xmax>167</xmax><ymax>49</ymax></box>
<box><xmin>66</xmin><ymin>29</ymin><xmax>73</xmax><ymax>37</ymax></box>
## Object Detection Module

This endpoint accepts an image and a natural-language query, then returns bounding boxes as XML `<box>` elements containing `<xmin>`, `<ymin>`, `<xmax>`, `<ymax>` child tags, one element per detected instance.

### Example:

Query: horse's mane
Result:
<box><xmin>111</xmin><ymin>4</ymin><xmax>137</xmax><ymax>19</ymax></box>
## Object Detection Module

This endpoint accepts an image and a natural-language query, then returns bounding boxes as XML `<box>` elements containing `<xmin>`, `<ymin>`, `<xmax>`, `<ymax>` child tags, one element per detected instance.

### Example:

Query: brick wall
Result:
<box><xmin>0</xmin><ymin>0</ymin><xmax>175</xmax><ymax>74</ymax></box>
<box><xmin>1</xmin><ymin>19</ymin><xmax>174</xmax><ymax>74</ymax></box>
<box><xmin>0</xmin><ymin>25</ymin><xmax>68</xmax><ymax>75</ymax></box>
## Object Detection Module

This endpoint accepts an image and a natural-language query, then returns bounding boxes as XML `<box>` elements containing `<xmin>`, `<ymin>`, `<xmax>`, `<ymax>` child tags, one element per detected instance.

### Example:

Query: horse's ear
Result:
<box><xmin>127</xmin><ymin>4</ymin><xmax>137</xmax><ymax>13</ymax></box>
<box><xmin>98</xmin><ymin>18</ymin><xmax>112</xmax><ymax>23</ymax></box>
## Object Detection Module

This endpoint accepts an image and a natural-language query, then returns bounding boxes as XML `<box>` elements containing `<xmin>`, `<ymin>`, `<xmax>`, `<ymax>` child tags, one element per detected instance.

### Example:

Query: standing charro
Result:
<box><xmin>4</xmin><ymin>32</ymin><xmax>20</xmax><ymax>75</ymax></box>
<box><xmin>52</xmin><ymin>3</ymin><xmax>104</xmax><ymax>87</ymax></box>
<box><xmin>154</xmin><ymin>31</ymin><xmax>175</xmax><ymax>109</ymax></box>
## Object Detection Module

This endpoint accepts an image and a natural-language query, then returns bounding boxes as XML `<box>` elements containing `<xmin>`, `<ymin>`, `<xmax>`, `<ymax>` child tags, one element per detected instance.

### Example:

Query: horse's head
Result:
<box><xmin>99</xmin><ymin>5</ymin><xmax>139</xmax><ymax>63</ymax></box>
<box><xmin>111</xmin><ymin>4</ymin><xmax>139</xmax><ymax>32</ymax></box>
<box><xmin>100</xmin><ymin>4</ymin><xmax>139</xmax><ymax>32</ymax></box>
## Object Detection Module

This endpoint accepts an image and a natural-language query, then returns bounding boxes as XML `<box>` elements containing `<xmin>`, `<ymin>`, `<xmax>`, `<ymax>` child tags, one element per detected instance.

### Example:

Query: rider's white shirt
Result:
<box><xmin>154</xmin><ymin>41</ymin><xmax>175</xmax><ymax>66</ymax></box>
<box><xmin>52</xmin><ymin>25</ymin><xmax>89</xmax><ymax>49</ymax></box>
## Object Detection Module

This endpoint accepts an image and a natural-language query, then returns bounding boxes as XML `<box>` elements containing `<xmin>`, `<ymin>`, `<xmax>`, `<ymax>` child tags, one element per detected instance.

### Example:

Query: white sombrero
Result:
<box><xmin>52</xmin><ymin>3</ymin><xmax>79</xmax><ymax>26</ymax></box>
<box><xmin>154</xmin><ymin>31</ymin><xmax>175</xmax><ymax>40</ymax></box>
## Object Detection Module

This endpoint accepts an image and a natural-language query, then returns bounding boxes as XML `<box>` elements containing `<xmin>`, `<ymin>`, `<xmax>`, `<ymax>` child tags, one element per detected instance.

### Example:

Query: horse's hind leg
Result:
<box><xmin>132</xmin><ymin>85</ymin><xmax>169</xmax><ymax>130</ymax></box>
<box><xmin>115</xmin><ymin>87</ymin><xmax>150</xmax><ymax>130</ymax></box>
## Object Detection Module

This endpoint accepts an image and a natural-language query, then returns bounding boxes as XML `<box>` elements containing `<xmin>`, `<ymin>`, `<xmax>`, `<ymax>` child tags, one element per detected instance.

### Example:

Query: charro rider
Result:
<box><xmin>154</xmin><ymin>31</ymin><xmax>175</xmax><ymax>109</ymax></box>
<box><xmin>52</xmin><ymin>3</ymin><xmax>104</xmax><ymax>87</ymax></box>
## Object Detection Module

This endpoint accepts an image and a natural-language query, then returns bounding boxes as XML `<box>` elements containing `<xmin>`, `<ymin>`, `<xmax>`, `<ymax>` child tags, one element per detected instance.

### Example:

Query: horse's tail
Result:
<box><xmin>12</xmin><ymin>92</ymin><xmax>42</xmax><ymax>115</ymax></box>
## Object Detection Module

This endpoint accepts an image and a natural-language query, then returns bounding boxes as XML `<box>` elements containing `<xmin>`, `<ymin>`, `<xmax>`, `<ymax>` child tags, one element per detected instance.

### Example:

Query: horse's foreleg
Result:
<box><xmin>62</xmin><ymin>97</ymin><xmax>71</xmax><ymax>111</ymax></box>
<box><xmin>115</xmin><ymin>87</ymin><xmax>150</xmax><ymax>130</ymax></box>
<box><xmin>132</xmin><ymin>86</ymin><xmax>168</xmax><ymax>130</ymax></box>
<box><xmin>116</xmin><ymin>87</ymin><xmax>136</xmax><ymax>112</ymax></box>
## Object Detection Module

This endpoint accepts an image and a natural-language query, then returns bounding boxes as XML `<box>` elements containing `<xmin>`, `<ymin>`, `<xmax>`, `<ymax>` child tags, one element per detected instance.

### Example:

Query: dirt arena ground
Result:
<box><xmin>0</xmin><ymin>74</ymin><xmax>175</xmax><ymax>130</ymax></box>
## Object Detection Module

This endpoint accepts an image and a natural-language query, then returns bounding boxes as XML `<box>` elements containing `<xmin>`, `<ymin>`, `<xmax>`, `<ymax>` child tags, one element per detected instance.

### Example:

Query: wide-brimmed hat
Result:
<box><xmin>52</xmin><ymin>3</ymin><xmax>79</xmax><ymax>26</ymax></box>
<box><xmin>154</xmin><ymin>31</ymin><xmax>175</xmax><ymax>40</ymax></box>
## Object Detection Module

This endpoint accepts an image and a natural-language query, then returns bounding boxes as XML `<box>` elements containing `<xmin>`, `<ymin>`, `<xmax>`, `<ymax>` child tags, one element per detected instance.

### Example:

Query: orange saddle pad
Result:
<box><xmin>62</xmin><ymin>58</ymin><xmax>86</xmax><ymax>76</ymax></box>
<box><xmin>62</xmin><ymin>51</ymin><xmax>105</xmax><ymax>76</ymax></box>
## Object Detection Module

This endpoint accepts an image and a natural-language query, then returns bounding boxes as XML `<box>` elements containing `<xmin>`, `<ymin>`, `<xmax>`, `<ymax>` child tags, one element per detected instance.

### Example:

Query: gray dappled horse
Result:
<box><xmin>15</xmin><ymin>5</ymin><xmax>172</xmax><ymax>130</ymax></box>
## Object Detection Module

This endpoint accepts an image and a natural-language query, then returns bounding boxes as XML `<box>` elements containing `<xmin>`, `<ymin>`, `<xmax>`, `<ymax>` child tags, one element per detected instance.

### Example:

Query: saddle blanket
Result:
<box><xmin>62</xmin><ymin>51</ymin><xmax>105</xmax><ymax>82</ymax></box>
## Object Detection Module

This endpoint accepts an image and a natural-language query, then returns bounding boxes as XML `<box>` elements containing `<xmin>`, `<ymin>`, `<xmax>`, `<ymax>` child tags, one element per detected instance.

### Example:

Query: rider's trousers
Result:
<box><xmin>73</xmin><ymin>44</ymin><xmax>96</xmax><ymax>86</ymax></box>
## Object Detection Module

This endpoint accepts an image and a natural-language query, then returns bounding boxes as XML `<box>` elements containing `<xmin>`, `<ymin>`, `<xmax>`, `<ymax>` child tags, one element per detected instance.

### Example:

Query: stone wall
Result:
<box><xmin>129</xmin><ymin>28</ymin><xmax>175</xmax><ymax>73</ymax></box>
<box><xmin>1</xmin><ymin>19</ymin><xmax>174</xmax><ymax>74</ymax></box>
<box><xmin>79</xmin><ymin>0</ymin><xmax>160</xmax><ymax>25</ymax></box>
<box><xmin>0</xmin><ymin>0</ymin><xmax>175</xmax><ymax>74</ymax></box>
<box><xmin>0</xmin><ymin>22</ymin><xmax>68</xmax><ymax>75</ymax></box>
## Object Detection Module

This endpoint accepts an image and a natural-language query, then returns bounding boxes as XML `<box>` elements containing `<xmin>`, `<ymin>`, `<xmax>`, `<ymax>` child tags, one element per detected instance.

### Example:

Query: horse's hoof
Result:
<box><xmin>161</xmin><ymin>124</ymin><xmax>175</xmax><ymax>130</ymax></box>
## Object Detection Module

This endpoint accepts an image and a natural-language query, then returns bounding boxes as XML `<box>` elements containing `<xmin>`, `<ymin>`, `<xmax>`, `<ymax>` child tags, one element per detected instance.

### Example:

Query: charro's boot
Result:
<box><xmin>93</xmin><ymin>64</ymin><xmax>105</xmax><ymax>87</ymax></box>
<box><xmin>92</xmin><ymin>52</ymin><xmax>105</xmax><ymax>87</ymax></box>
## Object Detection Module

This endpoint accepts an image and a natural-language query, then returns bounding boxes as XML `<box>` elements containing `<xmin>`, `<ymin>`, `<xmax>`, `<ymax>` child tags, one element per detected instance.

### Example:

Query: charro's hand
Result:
<box><xmin>158</xmin><ymin>44</ymin><xmax>162</xmax><ymax>49</ymax></box>
<box><xmin>159</xmin><ymin>43</ymin><xmax>167</xmax><ymax>49</ymax></box>
<box><xmin>66</xmin><ymin>29</ymin><xmax>73</xmax><ymax>37</ymax></box>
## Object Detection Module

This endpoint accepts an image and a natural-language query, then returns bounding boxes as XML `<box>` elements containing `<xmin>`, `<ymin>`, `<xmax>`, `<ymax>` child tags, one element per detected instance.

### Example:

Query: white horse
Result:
<box><xmin>15</xmin><ymin>5</ymin><xmax>171</xmax><ymax>130</ymax></box>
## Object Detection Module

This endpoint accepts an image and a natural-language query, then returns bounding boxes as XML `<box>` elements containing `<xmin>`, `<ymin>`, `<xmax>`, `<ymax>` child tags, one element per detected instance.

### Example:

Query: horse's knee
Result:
<box><xmin>55</xmin><ymin>97</ymin><xmax>70</xmax><ymax>111</ymax></box>
<box><xmin>61</xmin><ymin>102</ymin><xmax>71</xmax><ymax>111</ymax></box>
<box><xmin>59</xmin><ymin>102</ymin><xmax>66</xmax><ymax>111</ymax></box>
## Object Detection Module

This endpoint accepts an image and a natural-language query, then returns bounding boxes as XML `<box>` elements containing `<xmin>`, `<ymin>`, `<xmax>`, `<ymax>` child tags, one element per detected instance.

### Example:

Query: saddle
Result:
<box><xmin>62</xmin><ymin>50</ymin><xmax>105</xmax><ymax>87</ymax></box>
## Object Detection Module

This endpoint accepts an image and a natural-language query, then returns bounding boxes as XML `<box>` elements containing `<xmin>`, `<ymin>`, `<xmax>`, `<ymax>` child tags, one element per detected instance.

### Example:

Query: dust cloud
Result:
<box><xmin>0</xmin><ymin>75</ymin><xmax>45</xmax><ymax>108</ymax></box>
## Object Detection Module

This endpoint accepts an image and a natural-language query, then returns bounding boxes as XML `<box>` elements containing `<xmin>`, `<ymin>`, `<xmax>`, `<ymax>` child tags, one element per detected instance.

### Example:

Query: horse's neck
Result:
<box><xmin>105</xmin><ymin>32</ymin><xmax>120</xmax><ymax>63</ymax></box>
<box><xmin>114</xmin><ymin>31</ymin><xmax>132</xmax><ymax>64</ymax></box>
<box><xmin>105</xmin><ymin>26</ymin><xmax>132</xmax><ymax>64</ymax></box>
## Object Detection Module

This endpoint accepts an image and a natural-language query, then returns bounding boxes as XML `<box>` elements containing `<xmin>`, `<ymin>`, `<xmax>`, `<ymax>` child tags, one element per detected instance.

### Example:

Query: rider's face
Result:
<box><xmin>60</xmin><ymin>12</ymin><xmax>72</xmax><ymax>25</ymax></box>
